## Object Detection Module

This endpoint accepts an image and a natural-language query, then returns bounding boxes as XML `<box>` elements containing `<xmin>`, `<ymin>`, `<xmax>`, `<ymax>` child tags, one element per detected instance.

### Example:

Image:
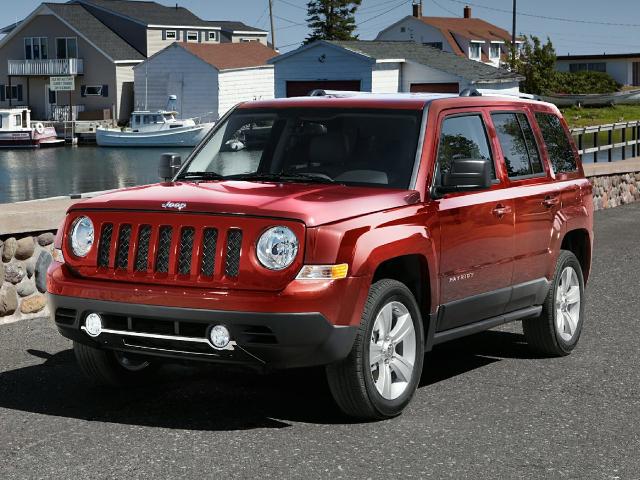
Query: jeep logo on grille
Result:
<box><xmin>162</xmin><ymin>201</ymin><xmax>187</xmax><ymax>211</ymax></box>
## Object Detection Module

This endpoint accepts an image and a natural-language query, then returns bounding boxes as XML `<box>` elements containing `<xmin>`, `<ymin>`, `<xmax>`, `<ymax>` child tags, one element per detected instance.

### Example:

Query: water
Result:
<box><xmin>0</xmin><ymin>145</ymin><xmax>194</xmax><ymax>204</ymax></box>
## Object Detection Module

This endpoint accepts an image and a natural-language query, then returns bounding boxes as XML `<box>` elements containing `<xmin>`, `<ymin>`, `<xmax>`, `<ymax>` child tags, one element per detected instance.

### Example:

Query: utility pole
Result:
<box><xmin>511</xmin><ymin>0</ymin><xmax>517</xmax><ymax>64</ymax></box>
<box><xmin>268</xmin><ymin>0</ymin><xmax>276</xmax><ymax>51</ymax></box>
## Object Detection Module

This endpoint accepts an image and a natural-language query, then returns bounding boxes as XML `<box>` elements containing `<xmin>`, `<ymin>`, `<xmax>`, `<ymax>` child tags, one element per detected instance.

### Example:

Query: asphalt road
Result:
<box><xmin>1</xmin><ymin>204</ymin><xmax>639</xmax><ymax>479</ymax></box>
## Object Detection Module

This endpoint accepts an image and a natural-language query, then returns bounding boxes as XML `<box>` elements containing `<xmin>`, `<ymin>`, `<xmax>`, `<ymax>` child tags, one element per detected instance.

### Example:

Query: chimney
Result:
<box><xmin>463</xmin><ymin>5</ymin><xmax>472</xmax><ymax>18</ymax></box>
<box><xmin>412</xmin><ymin>1</ymin><xmax>423</xmax><ymax>18</ymax></box>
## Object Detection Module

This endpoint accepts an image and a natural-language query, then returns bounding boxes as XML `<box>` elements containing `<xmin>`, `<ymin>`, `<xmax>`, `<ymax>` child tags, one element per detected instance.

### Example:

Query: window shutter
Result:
<box><xmin>17</xmin><ymin>85</ymin><xmax>23</xmax><ymax>102</ymax></box>
<box><xmin>101</xmin><ymin>85</ymin><xmax>109</xmax><ymax>97</ymax></box>
<box><xmin>162</xmin><ymin>30</ymin><xmax>166</xmax><ymax>40</ymax></box>
<box><xmin>198</xmin><ymin>31</ymin><xmax>202</xmax><ymax>43</ymax></box>
<box><xmin>80</xmin><ymin>85</ymin><xmax>86</xmax><ymax>97</ymax></box>
<box><xmin>0</xmin><ymin>85</ymin><xmax>5</xmax><ymax>102</ymax></box>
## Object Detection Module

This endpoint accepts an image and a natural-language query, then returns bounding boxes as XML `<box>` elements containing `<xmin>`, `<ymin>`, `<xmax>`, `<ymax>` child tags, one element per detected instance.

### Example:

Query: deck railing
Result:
<box><xmin>7</xmin><ymin>58</ymin><xmax>84</xmax><ymax>76</ymax></box>
<box><xmin>571</xmin><ymin>121</ymin><xmax>640</xmax><ymax>162</ymax></box>
<box><xmin>49</xmin><ymin>105</ymin><xmax>85</xmax><ymax>122</ymax></box>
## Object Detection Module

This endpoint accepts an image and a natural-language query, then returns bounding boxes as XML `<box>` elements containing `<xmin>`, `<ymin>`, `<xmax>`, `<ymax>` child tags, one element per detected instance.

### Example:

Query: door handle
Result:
<box><xmin>491</xmin><ymin>203</ymin><xmax>511</xmax><ymax>218</ymax></box>
<box><xmin>542</xmin><ymin>195</ymin><xmax>560</xmax><ymax>208</ymax></box>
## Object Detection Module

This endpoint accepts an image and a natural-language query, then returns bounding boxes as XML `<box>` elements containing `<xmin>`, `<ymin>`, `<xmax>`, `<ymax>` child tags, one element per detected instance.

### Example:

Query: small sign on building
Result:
<box><xmin>50</xmin><ymin>76</ymin><xmax>75</xmax><ymax>91</ymax></box>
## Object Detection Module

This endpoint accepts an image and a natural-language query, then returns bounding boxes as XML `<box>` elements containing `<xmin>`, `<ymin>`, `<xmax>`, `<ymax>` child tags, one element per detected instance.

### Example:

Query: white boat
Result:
<box><xmin>0</xmin><ymin>107</ymin><xmax>63</xmax><ymax>148</ymax></box>
<box><xmin>96</xmin><ymin>110</ymin><xmax>214</xmax><ymax>147</ymax></box>
<box><xmin>540</xmin><ymin>89</ymin><xmax>640</xmax><ymax>107</ymax></box>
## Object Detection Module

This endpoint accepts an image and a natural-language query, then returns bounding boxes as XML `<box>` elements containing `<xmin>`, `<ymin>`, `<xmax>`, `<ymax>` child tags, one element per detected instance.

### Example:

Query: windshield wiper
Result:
<box><xmin>177</xmin><ymin>171</ymin><xmax>224</xmax><ymax>180</ymax></box>
<box><xmin>226</xmin><ymin>172</ymin><xmax>338</xmax><ymax>184</ymax></box>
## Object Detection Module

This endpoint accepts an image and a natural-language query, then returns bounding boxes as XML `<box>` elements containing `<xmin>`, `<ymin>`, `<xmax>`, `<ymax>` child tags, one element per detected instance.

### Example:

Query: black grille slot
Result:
<box><xmin>134</xmin><ymin>225</ymin><xmax>152</xmax><ymax>272</ymax></box>
<box><xmin>177</xmin><ymin>227</ymin><xmax>195</xmax><ymax>275</ymax></box>
<box><xmin>241</xmin><ymin>326</ymin><xmax>277</xmax><ymax>344</ymax></box>
<box><xmin>225</xmin><ymin>229</ymin><xmax>242</xmax><ymax>277</ymax></box>
<box><xmin>97</xmin><ymin>223</ymin><xmax>113</xmax><ymax>268</ymax></box>
<box><xmin>155</xmin><ymin>226</ymin><xmax>173</xmax><ymax>273</ymax></box>
<box><xmin>55</xmin><ymin>308</ymin><xmax>77</xmax><ymax>325</ymax></box>
<box><xmin>115</xmin><ymin>224</ymin><xmax>132</xmax><ymax>270</ymax></box>
<box><xmin>200</xmin><ymin>228</ymin><xmax>218</xmax><ymax>277</ymax></box>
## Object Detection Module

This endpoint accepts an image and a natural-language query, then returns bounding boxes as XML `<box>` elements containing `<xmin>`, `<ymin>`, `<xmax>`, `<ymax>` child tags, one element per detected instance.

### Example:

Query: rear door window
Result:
<box><xmin>535</xmin><ymin>112</ymin><xmax>578</xmax><ymax>173</ymax></box>
<box><xmin>491</xmin><ymin>112</ymin><xmax>544</xmax><ymax>178</ymax></box>
<box><xmin>436</xmin><ymin>114</ymin><xmax>495</xmax><ymax>184</ymax></box>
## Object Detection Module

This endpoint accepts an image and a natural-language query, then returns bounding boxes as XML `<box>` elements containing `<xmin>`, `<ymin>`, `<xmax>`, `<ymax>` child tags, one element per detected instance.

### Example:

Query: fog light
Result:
<box><xmin>84</xmin><ymin>313</ymin><xmax>103</xmax><ymax>337</ymax></box>
<box><xmin>209</xmin><ymin>325</ymin><xmax>230</xmax><ymax>349</ymax></box>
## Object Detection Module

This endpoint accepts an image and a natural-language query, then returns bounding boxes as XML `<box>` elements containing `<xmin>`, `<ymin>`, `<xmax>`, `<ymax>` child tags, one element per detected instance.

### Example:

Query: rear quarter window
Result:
<box><xmin>535</xmin><ymin>112</ymin><xmax>578</xmax><ymax>173</ymax></box>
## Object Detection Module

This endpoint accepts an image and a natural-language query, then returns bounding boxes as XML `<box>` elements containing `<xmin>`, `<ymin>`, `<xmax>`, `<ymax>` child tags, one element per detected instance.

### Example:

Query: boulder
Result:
<box><xmin>0</xmin><ymin>284</ymin><xmax>18</xmax><ymax>316</ymax></box>
<box><xmin>0</xmin><ymin>262</ymin><xmax>4</xmax><ymax>284</ymax></box>
<box><xmin>37</xmin><ymin>232</ymin><xmax>55</xmax><ymax>247</ymax></box>
<box><xmin>2</xmin><ymin>237</ymin><xmax>17</xmax><ymax>262</ymax></box>
<box><xmin>25</xmin><ymin>256</ymin><xmax>36</xmax><ymax>278</ymax></box>
<box><xmin>15</xmin><ymin>237</ymin><xmax>35</xmax><ymax>260</ymax></box>
<box><xmin>35</xmin><ymin>250</ymin><xmax>52</xmax><ymax>293</ymax></box>
<box><xmin>16</xmin><ymin>278</ymin><xmax>35</xmax><ymax>297</ymax></box>
<box><xmin>4</xmin><ymin>263</ymin><xmax>26</xmax><ymax>284</ymax></box>
<box><xmin>20</xmin><ymin>294</ymin><xmax>47</xmax><ymax>314</ymax></box>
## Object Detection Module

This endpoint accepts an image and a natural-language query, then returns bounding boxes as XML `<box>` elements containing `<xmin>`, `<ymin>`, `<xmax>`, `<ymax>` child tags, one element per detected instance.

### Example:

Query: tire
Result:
<box><xmin>326</xmin><ymin>279</ymin><xmax>425</xmax><ymax>420</ymax></box>
<box><xmin>523</xmin><ymin>250</ymin><xmax>585</xmax><ymax>356</ymax></box>
<box><xmin>73</xmin><ymin>342</ymin><xmax>157</xmax><ymax>387</ymax></box>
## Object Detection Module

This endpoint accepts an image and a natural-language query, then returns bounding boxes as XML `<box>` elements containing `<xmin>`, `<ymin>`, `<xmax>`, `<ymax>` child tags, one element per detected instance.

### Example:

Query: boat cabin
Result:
<box><xmin>129</xmin><ymin>111</ymin><xmax>187</xmax><ymax>131</ymax></box>
<box><xmin>0</xmin><ymin>108</ymin><xmax>30</xmax><ymax>131</ymax></box>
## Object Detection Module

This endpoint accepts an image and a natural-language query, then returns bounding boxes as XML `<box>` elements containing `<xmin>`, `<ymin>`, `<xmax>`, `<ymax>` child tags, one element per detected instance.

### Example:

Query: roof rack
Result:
<box><xmin>307</xmin><ymin>89</ymin><xmax>540</xmax><ymax>102</ymax></box>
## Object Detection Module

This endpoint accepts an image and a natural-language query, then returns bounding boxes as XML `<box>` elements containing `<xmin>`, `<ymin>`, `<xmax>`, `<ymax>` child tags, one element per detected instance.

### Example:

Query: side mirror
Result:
<box><xmin>158</xmin><ymin>153</ymin><xmax>182</xmax><ymax>181</ymax></box>
<box><xmin>438</xmin><ymin>158</ymin><xmax>492</xmax><ymax>194</ymax></box>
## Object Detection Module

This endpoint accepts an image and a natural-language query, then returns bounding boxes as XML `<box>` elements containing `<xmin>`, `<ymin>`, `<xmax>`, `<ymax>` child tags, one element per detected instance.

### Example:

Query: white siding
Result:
<box><xmin>231</xmin><ymin>34</ymin><xmax>268</xmax><ymax>45</ymax></box>
<box><xmin>372</xmin><ymin>62</ymin><xmax>401</xmax><ymax>92</ymax></box>
<box><xmin>376</xmin><ymin>17</ymin><xmax>455</xmax><ymax>54</ymax></box>
<box><xmin>146</xmin><ymin>28</ymin><xmax>220</xmax><ymax>57</ymax></box>
<box><xmin>134</xmin><ymin>45</ymin><xmax>218</xmax><ymax>120</ymax></box>
<box><xmin>218</xmin><ymin>66</ymin><xmax>274</xmax><ymax>116</ymax></box>
<box><xmin>401</xmin><ymin>61</ymin><xmax>463</xmax><ymax>92</ymax></box>
<box><xmin>273</xmin><ymin>43</ymin><xmax>373</xmax><ymax>97</ymax></box>
<box><xmin>556</xmin><ymin>59</ymin><xmax>633</xmax><ymax>85</ymax></box>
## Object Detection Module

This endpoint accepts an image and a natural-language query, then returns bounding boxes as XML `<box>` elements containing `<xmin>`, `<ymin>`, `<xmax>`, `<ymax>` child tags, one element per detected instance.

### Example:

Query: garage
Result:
<box><xmin>286</xmin><ymin>80</ymin><xmax>361</xmax><ymax>97</ymax></box>
<box><xmin>410</xmin><ymin>82</ymin><xmax>459</xmax><ymax>93</ymax></box>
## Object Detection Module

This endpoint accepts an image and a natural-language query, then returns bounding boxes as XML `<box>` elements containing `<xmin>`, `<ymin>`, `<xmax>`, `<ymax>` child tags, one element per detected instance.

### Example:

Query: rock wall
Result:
<box><xmin>0</xmin><ymin>232</ymin><xmax>54</xmax><ymax>323</ymax></box>
<box><xmin>589</xmin><ymin>172</ymin><xmax>640</xmax><ymax>210</ymax></box>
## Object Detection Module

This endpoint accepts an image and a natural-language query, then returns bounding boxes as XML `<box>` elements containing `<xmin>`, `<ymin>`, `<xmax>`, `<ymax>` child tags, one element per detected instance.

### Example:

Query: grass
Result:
<box><xmin>561</xmin><ymin>105</ymin><xmax>640</xmax><ymax>129</ymax></box>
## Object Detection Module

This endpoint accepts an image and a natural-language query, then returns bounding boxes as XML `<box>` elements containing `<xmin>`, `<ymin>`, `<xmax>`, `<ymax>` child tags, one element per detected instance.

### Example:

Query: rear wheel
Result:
<box><xmin>523</xmin><ymin>250</ymin><xmax>585</xmax><ymax>356</ymax></box>
<box><xmin>326</xmin><ymin>279</ymin><xmax>424</xmax><ymax>420</ymax></box>
<box><xmin>73</xmin><ymin>342</ymin><xmax>157</xmax><ymax>387</ymax></box>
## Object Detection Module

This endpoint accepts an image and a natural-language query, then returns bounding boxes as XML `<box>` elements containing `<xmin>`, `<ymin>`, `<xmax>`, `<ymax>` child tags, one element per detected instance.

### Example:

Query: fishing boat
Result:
<box><xmin>0</xmin><ymin>107</ymin><xmax>63</xmax><ymax>148</ymax></box>
<box><xmin>540</xmin><ymin>89</ymin><xmax>640</xmax><ymax>107</ymax></box>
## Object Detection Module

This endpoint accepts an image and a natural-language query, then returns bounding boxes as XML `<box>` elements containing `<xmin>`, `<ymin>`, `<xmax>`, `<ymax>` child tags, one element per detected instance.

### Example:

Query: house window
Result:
<box><xmin>14</xmin><ymin>114</ymin><xmax>23</xmax><ymax>127</ymax></box>
<box><xmin>423</xmin><ymin>42</ymin><xmax>443</xmax><ymax>50</ymax></box>
<box><xmin>25</xmin><ymin>37</ymin><xmax>48</xmax><ymax>60</ymax></box>
<box><xmin>5</xmin><ymin>85</ymin><xmax>24</xmax><ymax>101</ymax></box>
<box><xmin>490</xmin><ymin>43</ymin><xmax>501</xmax><ymax>59</ymax></box>
<box><xmin>187</xmin><ymin>31</ymin><xmax>199</xmax><ymax>42</ymax></box>
<box><xmin>239</xmin><ymin>38</ymin><xmax>259</xmax><ymax>43</ymax></box>
<box><xmin>208</xmin><ymin>31</ymin><xmax>217</xmax><ymax>41</ymax></box>
<box><xmin>57</xmin><ymin>37</ymin><xmax>78</xmax><ymax>59</ymax></box>
<box><xmin>469</xmin><ymin>42</ymin><xmax>482</xmax><ymax>60</ymax></box>
<box><xmin>400</xmin><ymin>27</ymin><xmax>406</xmax><ymax>32</ymax></box>
<box><xmin>166</xmin><ymin>30</ymin><xmax>176</xmax><ymax>40</ymax></box>
<box><xmin>84</xmin><ymin>85</ymin><xmax>102</xmax><ymax>96</ymax></box>
<box><xmin>569</xmin><ymin>62</ymin><xmax>606</xmax><ymax>73</ymax></box>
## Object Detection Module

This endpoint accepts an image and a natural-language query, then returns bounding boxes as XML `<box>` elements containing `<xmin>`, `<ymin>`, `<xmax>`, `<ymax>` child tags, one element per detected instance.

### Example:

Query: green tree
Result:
<box><xmin>507</xmin><ymin>35</ymin><xmax>557</xmax><ymax>96</ymax></box>
<box><xmin>304</xmin><ymin>0</ymin><xmax>362</xmax><ymax>44</ymax></box>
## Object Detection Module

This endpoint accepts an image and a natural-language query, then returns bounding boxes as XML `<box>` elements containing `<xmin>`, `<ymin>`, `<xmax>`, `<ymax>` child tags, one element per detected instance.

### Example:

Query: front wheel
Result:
<box><xmin>523</xmin><ymin>250</ymin><xmax>585</xmax><ymax>356</ymax></box>
<box><xmin>73</xmin><ymin>342</ymin><xmax>158</xmax><ymax>387</ymax></box>
<box><xmin>326</xmin><ymin>279</ymin><xmax>425</xmax><ymax>420</ymax></box>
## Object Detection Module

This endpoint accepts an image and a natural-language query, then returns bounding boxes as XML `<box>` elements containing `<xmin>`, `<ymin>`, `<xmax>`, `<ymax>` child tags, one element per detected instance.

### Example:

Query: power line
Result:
<box><xmin>359</xmin><ymin>0</ymin><xmax>409</xmax><ymax>13</ymax></box>
<box><xmin>278</xmin><ymin>0</ymin><xmax>307</xmax><ymax>11</ymax></box>
<box><xmin>358</xmin><ymin>0</ymin><xmax>411</xmax><ymax>26</ymax></box>
<box><xmin>275</xmin><ymin>14</ymin><xmax>306</xmax><ymax>26</ymax></box>
<box><xmin>446</xmin><ymin>0</ymin><xmax>640</xmax><ymax>28</ymax></box>
<box><xmin>430</xmin><ymin>0</ymin><xmax>460</xmax><ymax>17</ymax></box>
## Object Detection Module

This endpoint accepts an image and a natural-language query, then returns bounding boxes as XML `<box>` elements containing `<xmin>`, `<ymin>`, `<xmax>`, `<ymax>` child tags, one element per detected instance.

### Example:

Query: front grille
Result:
<box><xmin>97</xmin><ymin>223</ymin><xmax>113</xmax><ymax>268</ymax></box>
<box><xmin>155</xmin><ymin>226</ymin><xmax>173</xmax><ymax>273</ymax></box>
<box><xmin>91</xmin><ymin>219</ymin><xmax>247</xmax><ymax>284</ymax></box>
<box><xmin>225</xmin><ymin>230</ymin><xmax>242</xmax><ymax>277</ymax></box>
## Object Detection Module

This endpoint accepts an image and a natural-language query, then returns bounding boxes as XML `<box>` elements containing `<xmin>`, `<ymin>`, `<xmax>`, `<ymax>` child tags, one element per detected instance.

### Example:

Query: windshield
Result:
<box><xmin>179</xmin><ymin>108</ymin><xmax>423</xmax><ymax>189</ymax></box>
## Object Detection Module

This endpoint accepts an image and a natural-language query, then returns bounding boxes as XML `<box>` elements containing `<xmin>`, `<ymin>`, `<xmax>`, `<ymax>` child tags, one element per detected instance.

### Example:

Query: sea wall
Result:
<box><xmin>0</xmin><ymin>233</ymin><xmax>54</xmax><ymax>323</ymax></box>
<box><xmin>583</xmin><ymin>159</ymin><xmax>640</xmax><ymax>210</ymax></box>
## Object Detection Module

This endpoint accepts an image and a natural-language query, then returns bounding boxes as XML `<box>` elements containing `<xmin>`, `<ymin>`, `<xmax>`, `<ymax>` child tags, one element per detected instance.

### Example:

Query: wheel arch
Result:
<box><xmin>560</xmin><ymin>228</ymin><xmax>592</xmax><ymax>282</ymax></box>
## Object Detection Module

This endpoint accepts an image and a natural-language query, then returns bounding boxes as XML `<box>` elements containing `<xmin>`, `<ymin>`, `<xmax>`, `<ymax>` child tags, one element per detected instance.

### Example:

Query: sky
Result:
<box><xmin>2</xmin><ymin>0</ymin><xmax>640</xmax><ymax>55</ymax></box>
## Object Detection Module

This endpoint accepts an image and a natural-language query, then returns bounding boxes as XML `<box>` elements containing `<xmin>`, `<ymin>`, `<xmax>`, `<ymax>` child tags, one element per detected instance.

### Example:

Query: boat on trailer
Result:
<box><xmin>96</xmin><ymin>110</ymin><xmax>214</xmax><ymax>147</ymax></box>
<box><xmin>0</xmin><ymin>108</ymin><xmax>63</xmax><ymax>148</ymax></box>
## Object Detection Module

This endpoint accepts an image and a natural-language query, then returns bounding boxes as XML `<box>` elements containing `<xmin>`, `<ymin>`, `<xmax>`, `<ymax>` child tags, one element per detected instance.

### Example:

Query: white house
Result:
<box><xmin>134</xmin><ymin>42</ymin><xmax>277</xmax><ymax>120</ymax></box>
<box><xmin>556</xmin><ymin>53</ymin><xmax>640</xmax><ymax>87</ymax></box>
<box><xmin>376</xmin><ymin>3</ymin><xmax>522</xmax><ymax>68</ymax></box>
<box><xmin>269</xmin><ymin>40</ymin><xmax>523</xmax><ymax>98</ymax></box>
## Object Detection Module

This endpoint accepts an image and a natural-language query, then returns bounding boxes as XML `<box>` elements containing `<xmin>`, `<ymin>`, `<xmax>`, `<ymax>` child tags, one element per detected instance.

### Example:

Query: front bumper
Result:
<box><xmin>49</xmin><ymin>293</ymin><xmax>358</xmax><ymax>369</ymax></box>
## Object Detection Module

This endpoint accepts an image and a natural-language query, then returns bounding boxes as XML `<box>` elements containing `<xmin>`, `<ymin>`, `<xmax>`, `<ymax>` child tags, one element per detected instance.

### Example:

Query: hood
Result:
<box><xmin>69</xmin><ymin>181</ymin><xmax>420</xmax><ymax>227</ymax></box>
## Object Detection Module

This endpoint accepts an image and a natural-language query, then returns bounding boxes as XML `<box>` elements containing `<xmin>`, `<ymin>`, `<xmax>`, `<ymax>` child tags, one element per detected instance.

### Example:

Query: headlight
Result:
<box><xmin>256</xmin><ymin>226</ymin><xmax>299</xmax><ymax>270</ymax></box>
<box><xmin>70</xmin><ymin>216</ymin><xmax>94</xmax><ymax>257</ymax></box>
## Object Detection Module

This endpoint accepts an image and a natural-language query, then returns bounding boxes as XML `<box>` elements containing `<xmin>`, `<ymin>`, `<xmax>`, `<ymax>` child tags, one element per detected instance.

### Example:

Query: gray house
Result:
<box><xmin>0</xmin><ymin>0</ymin><xmax>268</xmax><ymax>123</ymax></box>
<box><xmin>270</xmin><ymin>40</ymin><xmax>523</xmax><ymax>98</ymax></box>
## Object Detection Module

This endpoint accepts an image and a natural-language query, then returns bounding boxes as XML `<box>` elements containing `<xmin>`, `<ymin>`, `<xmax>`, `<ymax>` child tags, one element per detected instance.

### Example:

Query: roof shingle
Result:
<box><xmin>76</xmin><ymin>0</ymin><xmax>212</xmax><ymax>26</ymax></box>
<box><xmin>177</xmin><ymin>42</ymin><xmax>277</xmax><ymax>70</ymax></box>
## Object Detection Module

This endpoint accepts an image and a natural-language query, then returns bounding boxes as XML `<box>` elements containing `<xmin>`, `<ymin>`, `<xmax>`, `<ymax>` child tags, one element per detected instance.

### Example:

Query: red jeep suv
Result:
<box><xmin>48</xmin><ymin>92</ymin><xmax>593</xmax><ymax>419</ymax></box>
